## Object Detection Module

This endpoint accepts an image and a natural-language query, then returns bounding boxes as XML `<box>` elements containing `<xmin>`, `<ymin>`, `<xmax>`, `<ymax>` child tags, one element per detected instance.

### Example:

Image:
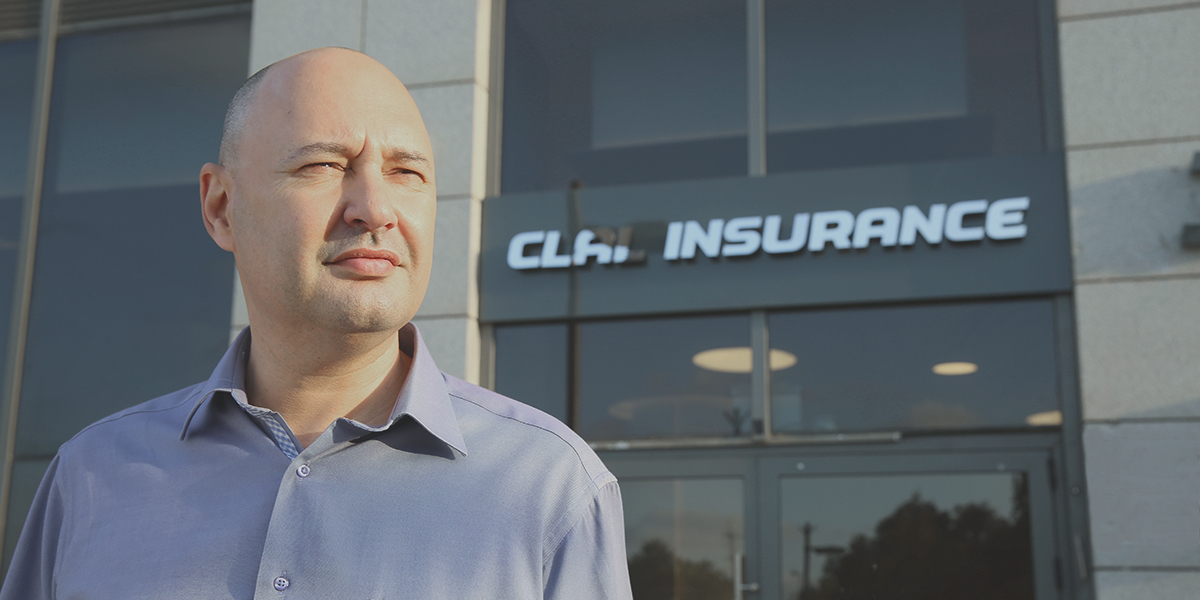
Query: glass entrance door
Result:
<box><xmin>608</xmin><ymin>456</ymin><xmax>758</xmax><ymax>600</ymax></box>
<box><xmin>759</xmin><ymin>450</ymin><xmax>1057</xmax><ymax>600</ymax></box>
<box><xmin>606</xmin><ymin>446</ymin><xmax>1060</xmax><ymax>600</ymax></box>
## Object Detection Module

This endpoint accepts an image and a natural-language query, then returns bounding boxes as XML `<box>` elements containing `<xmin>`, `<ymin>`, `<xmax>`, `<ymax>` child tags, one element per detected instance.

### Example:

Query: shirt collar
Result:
<box><xmin>387</xmin><ymin>323</ymin><xmax>467</xmax><ymax>454</ymax></box>
<box><xmin>180</xmin><ymin>323</ymin><xmax>467</xmax><ymax>456</ymax></box>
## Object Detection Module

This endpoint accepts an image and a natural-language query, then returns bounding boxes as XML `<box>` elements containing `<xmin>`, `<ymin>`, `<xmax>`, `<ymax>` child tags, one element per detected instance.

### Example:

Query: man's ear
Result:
<box><xmin>200</xmin><ymin>163</ymin><xmax>236</xmax><ymax>252</ymax></box>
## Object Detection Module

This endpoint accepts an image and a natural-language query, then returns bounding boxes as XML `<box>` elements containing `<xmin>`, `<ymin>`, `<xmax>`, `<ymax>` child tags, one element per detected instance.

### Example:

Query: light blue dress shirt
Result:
<box><xmin>1</xmin><ymin>325</ymin><xmax>632</xmax><ymax>599</ymax></box>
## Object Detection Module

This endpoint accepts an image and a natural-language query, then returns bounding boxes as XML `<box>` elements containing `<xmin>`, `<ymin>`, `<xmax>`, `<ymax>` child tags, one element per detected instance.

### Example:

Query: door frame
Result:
<box><xmin>607</xmin><ymin>454</ymin><xmax>762</xmax><ymax>598</ymax></box>
<box><xmin>602</xmin><ymin>431</ymin><xmax>1071</xmax><ymax>600</ymax></box>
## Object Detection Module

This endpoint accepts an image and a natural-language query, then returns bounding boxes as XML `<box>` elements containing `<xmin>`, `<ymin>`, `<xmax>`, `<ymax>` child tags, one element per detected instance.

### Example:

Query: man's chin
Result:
<box><xmin>295</xmin><ymin>297</ymin><xmax>411</xmax><ymax>335</ymax></box>
<box><xmin>331</xmin><ymin>312</ymin><xmax>411</xmax><ymax>335</ymax></box>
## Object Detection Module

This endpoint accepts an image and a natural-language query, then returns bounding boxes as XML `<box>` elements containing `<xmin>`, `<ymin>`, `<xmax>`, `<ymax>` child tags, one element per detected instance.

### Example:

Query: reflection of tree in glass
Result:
<box><xmin>628</xmin><ymin>539</ymin><xmax>733</xmax><ymax>600</ymax></box>
<box><xmin>723</xmin><ymin>406</ymin><xmax>750</xmax><ymax>435</ymax></box>
<box><xmin>801</xmin><ymin>478</ymin><xmax>1032</xmax><ymax>600</ymax></box>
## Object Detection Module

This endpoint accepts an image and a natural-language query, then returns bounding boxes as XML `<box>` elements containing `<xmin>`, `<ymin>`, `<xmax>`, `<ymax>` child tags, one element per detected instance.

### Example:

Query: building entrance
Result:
<box><xmin>605</xmin><ymin>438</ymin><xmax>1061</xmax><ymax>600</ymax></box>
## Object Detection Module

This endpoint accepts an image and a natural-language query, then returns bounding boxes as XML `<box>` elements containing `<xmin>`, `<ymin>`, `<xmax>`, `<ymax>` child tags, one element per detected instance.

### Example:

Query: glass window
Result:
<box><xmin>578</xmin><ymin>314</ymin><xmax>750</xmax><ymax>440</ymax></box>
<box><xmin>493</xmin><ymin>323</ymin><xmax>569</xmax><ymax>422</ymax></box>
<box><xmin>768</xmin><ymin>299</ymin><xmax>1060</xmax><ymax>434</ymax></box>
<box><xmin>59</xmin><ymin>0</ymin><xmax>247</xmax><ymax>26</ymax></box>
<box><xmin>623</xmin><ymin>477</ymin><xmax>744</xmax><ymax>599</ymax></box>
<box><xmin>0</xmin><ymin>38</ymin><xmax>38</xmax><ymax>418</ymax></box>
<box><xmin>0</xmin><ymin>38</ymin><xmax>37</xmax><ymax>200</ymax></box>
<box><xmin>15</xmin><ymin>15</ymin><xmax>250</xmax><ymax>457</ymax></box>
<box><xmin>780</xmin><ymin>472</ymin><xmax>1033</xmax><ymax>600</ymax></box>
<box><xmin>502</xmin><ymin>0</ymin><xmax>747</xmax><ymax>193</ymax></box>
<box><xmin>765</xmin><ymin>0</ymin><xmax>1045</xmax><ymax>174</ymax></box>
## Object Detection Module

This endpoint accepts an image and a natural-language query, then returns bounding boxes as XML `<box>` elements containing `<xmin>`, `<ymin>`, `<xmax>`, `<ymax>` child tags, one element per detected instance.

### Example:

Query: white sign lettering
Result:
<box><xmin>508</xmin><ymin>226</ymin><xmax>643</xmax><ymax>270</ymax></box>
<box><xmin>506</xmin><ymin>198</ymin><xmax>1030</xmax><ymax>270</ymax></box>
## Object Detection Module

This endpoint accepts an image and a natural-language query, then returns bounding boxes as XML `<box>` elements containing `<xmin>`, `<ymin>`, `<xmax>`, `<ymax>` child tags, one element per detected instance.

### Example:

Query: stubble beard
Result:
<box><xmin>300</xmin><ymin>279</ymin><xmax>415</xmax><ymax>336</ymax></box>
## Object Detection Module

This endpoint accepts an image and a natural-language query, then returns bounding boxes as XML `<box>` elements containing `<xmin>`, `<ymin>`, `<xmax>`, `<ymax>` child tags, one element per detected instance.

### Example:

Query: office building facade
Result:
<box><xmin>1</xmin><ymin>1</ymin><xmax>1197</xmax><ymax>598</ymax></box>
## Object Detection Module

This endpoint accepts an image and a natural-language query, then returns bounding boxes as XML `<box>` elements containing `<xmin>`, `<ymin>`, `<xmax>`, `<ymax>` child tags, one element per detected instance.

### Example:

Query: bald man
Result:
<box><xmin>1</xmin><ymin>48</ymin><xmax>633</xmax><ymax>600</ymax></box>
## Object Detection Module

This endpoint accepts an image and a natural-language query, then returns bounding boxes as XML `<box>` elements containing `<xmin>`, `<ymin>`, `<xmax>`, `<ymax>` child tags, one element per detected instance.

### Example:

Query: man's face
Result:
<box><xmin>223</xmin><ymin>50</ymin><xmax>436</xmax><ymax>335</ymax></box>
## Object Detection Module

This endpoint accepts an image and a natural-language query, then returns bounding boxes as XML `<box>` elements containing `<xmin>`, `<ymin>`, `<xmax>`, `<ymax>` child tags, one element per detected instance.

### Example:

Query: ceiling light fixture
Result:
<box><xmin>1026</xmin><ymin>410</ymin><xmax>1063</xmax><ymax>426</ymax></box>
<box><xmin>692</xmin><ymin>347</ymin><xmax>798</xmax><ymax>373</ymax></box>
<box><xmin>932</xmin><ymin>361</ymin><xmax>978</xmax><ymax>376</ymax></box>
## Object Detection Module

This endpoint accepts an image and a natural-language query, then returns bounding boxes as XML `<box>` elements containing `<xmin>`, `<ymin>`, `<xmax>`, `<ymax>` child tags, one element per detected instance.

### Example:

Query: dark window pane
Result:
<box><xmin>59</xmin><ymin>0</ymin><xmax>246</xmax><ymax>26</ymax></box>
<box><xmin>502</xmin><ymin>0</ymin><xmax>747</xmax><ymax>193</ymax></box>
<box><xmin>0</xmin><ymin>39</ymin><xmax>37</xmax><ymax>199</ymax></box>
<box><xmin>0</xmin><ymin>38</ymin><xmax>38</xmax><ymax>416</ymax></box>
<box><xmin>623</xmin><ymin>477</ymin><xmax>743</xmax><ymax>599</ymax></box>
<box><xmin>494</xmin><ymin>323</ymin><xmax>569</xmax><ymax>422</ymax></box>
<box><xmin>43</xmin><ymin>18</ymin><xmax>250</xmax><ymax>193</ymax></box>
<box><xmin>769</xmin><ymin>300</ymin><xmax>1059</xmax><ymax>434</ymax></box>
<box><xmin>579</xmin><ymin>314</ymin><xmax>750</xmax><ymax>440</ymax></box>
<box><xmin>16</xmin><ymin>16</ymin><xmax>250</xmax><ymax>457</ymax></box>
<box><xmin>780</xmin><ymin>472</ymin><xmax>1033</xmax><ymax>600</ymax></box>
<box><xmin>765</xmin><ymin>0</ymin><xmax>1045</xmax><ymax>174</ymax></box>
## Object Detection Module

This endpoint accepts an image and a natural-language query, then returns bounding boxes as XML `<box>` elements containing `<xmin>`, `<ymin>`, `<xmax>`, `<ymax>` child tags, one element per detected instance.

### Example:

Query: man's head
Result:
<box><xmin>200</xmin><ymin>47</ymin><xmax>436</xmax><ymax>338</ymax></box>
<box><xmin>216</xmin><ymin>62</ymin><xmax>271</xmax><ymax>169</ymax></box>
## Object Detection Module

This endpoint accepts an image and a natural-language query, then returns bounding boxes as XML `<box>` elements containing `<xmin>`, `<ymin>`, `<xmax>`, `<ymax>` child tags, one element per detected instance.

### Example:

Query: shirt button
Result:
<box><xmin>297</xmin><ymin>464</ymin><xmax>310</xmax><ymax>478</ymax></box>
<box><xmin>273</xmin><ymin>576</ymin><xmax>290</xmax><ymax>591</ymax></box>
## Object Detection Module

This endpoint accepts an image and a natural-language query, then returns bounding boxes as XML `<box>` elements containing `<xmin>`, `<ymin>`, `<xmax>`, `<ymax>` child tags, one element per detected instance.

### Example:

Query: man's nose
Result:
<box><xmin>342</xmin><ymin>171</ymin><xmax>397</xmax><ymax>232</ymax></box>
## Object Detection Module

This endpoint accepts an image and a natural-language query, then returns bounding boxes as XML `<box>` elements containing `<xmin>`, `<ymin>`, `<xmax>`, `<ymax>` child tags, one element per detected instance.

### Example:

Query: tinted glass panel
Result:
<box><xmin>623</xmin><ymin>477</ymin><xmax>743</xmax><ymax>600</ymax></box>
<box><xmin>493</xmin><ymin>323</ymin><xmax>569</xmax><ymax>422</ymax></box>
<box><xmin>16</xmin><ymin>16</ymin><xmax>249</xmax><ymax>456</ymax></box>
<box><xmin>0</xmin><ymin>38</ymin><xmax>38</xmax><ymax>417</ymax></box>
<box><xmin>579</xmin><ymin>314</ymin><xmax>750</xmax><ymax>440</ymax></box>
<box><xmin>503</xmin><ymin>0</ymin><xmax>747</xmax><ymax>193</ymax></box>
<box><xmin>769</xmin><ymin>300</ymin><xmax>1059</xmax><ymax>434</ymax></box>
<box><xmin>780</xmin><ymin>472</ymin><xmax>1033</xmax><ymax>600</ymax></box>
<box><xmin>765</xmin><ymin>0</ymin><xmax>1044</xmax><ymax>174</ymax></box>
<box><xmin>0</xmin><ymin>39</ymin><xmax>36</xmax><ymax>199</ymax></box>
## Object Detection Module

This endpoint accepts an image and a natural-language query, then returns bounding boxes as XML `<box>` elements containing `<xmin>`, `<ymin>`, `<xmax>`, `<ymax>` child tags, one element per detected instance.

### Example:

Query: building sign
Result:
<box><xmin>481</xmin><ymin>154</ymin><xmax>1070</xmax><ymax>322</ymax></box>
<box><xmin>506</xmin><ymin>198</ymin><xmax>1030</xmax><ymax>270</ymax></box>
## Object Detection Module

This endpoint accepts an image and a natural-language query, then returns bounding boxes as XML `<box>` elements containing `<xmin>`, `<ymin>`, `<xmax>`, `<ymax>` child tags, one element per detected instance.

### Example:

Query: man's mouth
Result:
<box><xmin>326</xmin><ymin>248</ymin><xmax>401</xmax><ymax>276</ymax></box>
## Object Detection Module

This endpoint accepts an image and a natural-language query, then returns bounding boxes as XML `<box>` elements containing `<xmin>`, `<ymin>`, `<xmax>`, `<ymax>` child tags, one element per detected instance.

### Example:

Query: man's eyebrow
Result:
<box><xmin>282</xmin><ymin>143</ymin><xmax>431</xmax><ymax>168</ymax></box>
<box><xmin>385</xmin><ymin>148</ymin><xmax>432</xmax><ymax>166</ymax></box>
<box><xmin>283</xmin><ymin>142</ymin><xmax>352</xmax><ymax>165</ymax></box>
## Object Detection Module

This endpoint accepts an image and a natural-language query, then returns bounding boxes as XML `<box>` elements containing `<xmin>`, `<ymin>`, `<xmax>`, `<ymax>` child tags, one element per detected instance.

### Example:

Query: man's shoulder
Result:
<box><xmin>440</xmin><ymin>373</ymin><xmax>612</xmax><ymax>486</ymax></box>
<box><xmin>58</xmin><ymin>381</ymin><xmax>208</xmax><ymax>454</ymax></box>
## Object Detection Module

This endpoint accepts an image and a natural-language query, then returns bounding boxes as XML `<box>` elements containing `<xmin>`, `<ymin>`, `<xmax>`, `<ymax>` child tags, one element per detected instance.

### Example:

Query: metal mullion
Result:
<box><xmin>0</xmin><ymin>0</ymin><xmax>61</xmax><ymax>549</ymax></box>
<box><xmin>1037</xmin><ymin>0</ymin><xmax>1065</xmax><ymax>152</ymax></box>
<box><xmin>478</xmin><ymin>323</ymin><xmax>496</xmax><ymax>391</ymax></box>
<box><xmin>750</xmin><ymin>310</ymin><xmax>770</xmax><ymax>440</ymax></box>
<box><xmin>484</xmin><ymin>0</ymin><xmax>505</xmax><ymax>199</ymax></box>
<box><xmin>566</xmin><ymin>321</ymin><xmax>581</xmax><ymax>431</ymax></box>
<box><xmin>478</xmin><ymin>0</ymin><xmax>506</xmax><ymax>392</ymax></box>
<box><xmin>1052</xmin><ymin>293</ymin><xmax>1095</xmax><ymax>599</ymax></box>
<box><xmin>747</xmin><ymin>0</ymin><xmax>766</xmax><ymax>176</ymax></box>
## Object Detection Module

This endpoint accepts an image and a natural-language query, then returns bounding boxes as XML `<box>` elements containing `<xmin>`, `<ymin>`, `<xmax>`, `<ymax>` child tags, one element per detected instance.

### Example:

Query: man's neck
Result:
<box><xmin>243</xmin><ymin>323</ymin><xmax>412</xmax><ymax>449</ymax></box>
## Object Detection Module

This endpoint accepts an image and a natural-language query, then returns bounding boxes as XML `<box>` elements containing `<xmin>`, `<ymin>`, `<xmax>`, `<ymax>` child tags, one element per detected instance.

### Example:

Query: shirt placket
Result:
<box><xmin>251</xmin><ymin>431</ymin><xmax>356</xmax><ymax>599</ymax></box>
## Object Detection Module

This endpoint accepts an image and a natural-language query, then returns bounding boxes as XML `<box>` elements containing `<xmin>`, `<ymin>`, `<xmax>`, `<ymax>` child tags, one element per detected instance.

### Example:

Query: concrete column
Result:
<box><xmin>1059</xmin><ymin>1</ymin><xmax>1200</xmax><ymax>597</ymax></box>
<box><xmin>237</xmin><ymin>0</ymin><xmax>492</xmax><ymax>382</ymax></box>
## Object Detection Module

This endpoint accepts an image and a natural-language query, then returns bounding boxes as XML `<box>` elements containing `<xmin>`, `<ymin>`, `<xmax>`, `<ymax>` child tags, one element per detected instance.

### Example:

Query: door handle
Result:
<box><xmin>733</xmin><ymin>552</ymin><xmax>760</xmax><ymax>600</ymax></box>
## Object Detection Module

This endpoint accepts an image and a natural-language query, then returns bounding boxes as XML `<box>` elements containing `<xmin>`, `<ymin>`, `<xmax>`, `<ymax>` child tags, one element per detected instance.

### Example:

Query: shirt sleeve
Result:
<box><xmin>543</xmin><ymin>478</ymin><xmax>634</xmax><ymax>600</ymax></box>
<box><xmin>0</xmin><ymin>455</ymin><xmax>65</xmax><ymax>600</ymax></box>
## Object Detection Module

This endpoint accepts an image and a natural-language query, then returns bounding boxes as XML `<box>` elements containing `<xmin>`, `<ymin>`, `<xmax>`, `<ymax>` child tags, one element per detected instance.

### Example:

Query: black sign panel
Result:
<box><xmin>480</xmin><ymin>153</ymin><xmax>1071</xmax><ymax>322</ymax></box>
